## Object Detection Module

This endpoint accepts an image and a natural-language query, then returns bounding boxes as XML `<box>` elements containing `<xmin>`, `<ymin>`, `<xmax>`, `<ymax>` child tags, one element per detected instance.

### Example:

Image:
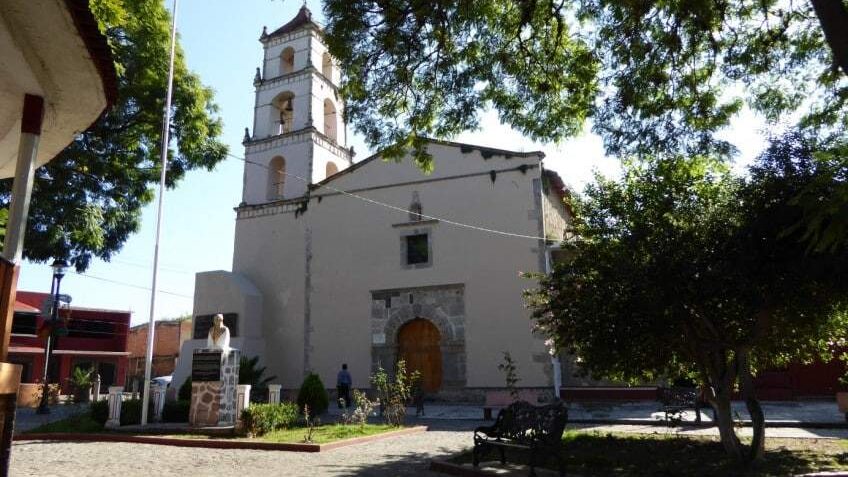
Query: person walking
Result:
<box><xmin>337</xmin><ymin>363</ymin><xmax>352</xmax><ymax>408</ymax></box>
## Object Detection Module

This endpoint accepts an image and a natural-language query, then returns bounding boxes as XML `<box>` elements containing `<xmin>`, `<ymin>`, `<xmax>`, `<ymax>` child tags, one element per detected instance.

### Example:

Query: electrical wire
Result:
<box><xmin>227</xmin><ymin>153</ymin><xmax>549</xmax><ymax>241</ymax></box>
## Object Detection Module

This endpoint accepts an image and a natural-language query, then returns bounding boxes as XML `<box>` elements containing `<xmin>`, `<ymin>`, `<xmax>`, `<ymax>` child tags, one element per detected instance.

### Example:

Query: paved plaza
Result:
<box><xmin>11</xmin><ymin>402</ymin><xmax>848</xmax><ymax>476</ymax></box>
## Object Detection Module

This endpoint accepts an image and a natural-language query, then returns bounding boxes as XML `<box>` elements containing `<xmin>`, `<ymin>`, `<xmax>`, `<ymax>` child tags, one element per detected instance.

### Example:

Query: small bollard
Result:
<box><xmin>267</xmin><ymin>384</ymin><xmax>281</xmax><ymax>405</ymax></box>
<box><xmin>236</xmin><ymin>385</ymin><xmax>251</xmax><ymax>423</ymax></box>
<box><xmin>105</xmin><ymin>386</ymin><xmax>123</xmax><ymax>428</ymax></box>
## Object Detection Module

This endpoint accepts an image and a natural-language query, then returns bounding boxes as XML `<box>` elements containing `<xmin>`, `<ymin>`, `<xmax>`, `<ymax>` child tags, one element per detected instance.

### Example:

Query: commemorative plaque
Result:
<box><xmin>191</xmin><ymin>350</ymin><xmax>222</xmax><ymax>382</ymax></box>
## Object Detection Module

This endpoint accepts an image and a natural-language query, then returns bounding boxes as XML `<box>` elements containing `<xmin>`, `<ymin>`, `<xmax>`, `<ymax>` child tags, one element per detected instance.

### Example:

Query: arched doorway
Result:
<box><xmin>397</xmin><ymin>318</ymin><xmax>442</xmax><ymax>393</ymax></box>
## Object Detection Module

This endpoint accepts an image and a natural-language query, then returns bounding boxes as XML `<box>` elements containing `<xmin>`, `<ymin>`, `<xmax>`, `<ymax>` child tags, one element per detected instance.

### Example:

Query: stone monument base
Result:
<box><xmin>189</xmin><ymin>348</ymin><xmax>240</xmax><ymax>427</ymax></box>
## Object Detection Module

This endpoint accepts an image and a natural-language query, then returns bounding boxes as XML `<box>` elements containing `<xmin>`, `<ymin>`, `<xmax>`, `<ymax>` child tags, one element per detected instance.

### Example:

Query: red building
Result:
<box><xmin>6</xmin><ymin>291</ymin><xmax>130</xmax><ymax>401</ymax></box>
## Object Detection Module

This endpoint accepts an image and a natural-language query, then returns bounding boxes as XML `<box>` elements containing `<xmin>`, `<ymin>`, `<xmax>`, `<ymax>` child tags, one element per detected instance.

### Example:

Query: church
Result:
<box><xmin>172</xmin><ymin>6</ymin><xmax>572</xmax><ymax>399</ymax></box>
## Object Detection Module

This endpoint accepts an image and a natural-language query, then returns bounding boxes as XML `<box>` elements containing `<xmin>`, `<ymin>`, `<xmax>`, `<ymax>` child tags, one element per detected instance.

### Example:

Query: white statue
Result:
<box><xmin>206</xmin><ymin>313</ymin><xmax>230</xmax><ymax>351</ymax></box>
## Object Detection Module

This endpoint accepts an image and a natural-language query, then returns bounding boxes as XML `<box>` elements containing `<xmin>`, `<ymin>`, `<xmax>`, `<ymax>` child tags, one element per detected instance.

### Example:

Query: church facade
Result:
<box><xmin>173</xmin><ymin>7</ymin><xmax>572</xmax><ymax>397</ymax></box>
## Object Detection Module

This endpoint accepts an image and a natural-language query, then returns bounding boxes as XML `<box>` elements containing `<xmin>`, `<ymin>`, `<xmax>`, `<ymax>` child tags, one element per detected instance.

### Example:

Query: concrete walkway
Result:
<box><xmin>350</xmin><ymin>400</ymin><xmax>848</xmax><ymax>426</ymax></box>
<box><xmin>14</xmin><ymin>403</ymin><xmax>89</xmax><ymax>432</ymax></box>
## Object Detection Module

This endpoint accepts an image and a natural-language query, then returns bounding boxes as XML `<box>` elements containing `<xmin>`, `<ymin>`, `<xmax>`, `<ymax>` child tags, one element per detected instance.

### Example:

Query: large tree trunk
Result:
<box><xmin>810</xmin><ymin>0</ymin><xmax>848</xmax><ymax>76</ymax></box>
<box><xmin>738</xmin><ymin>352</ymin><xmax>766</xmax><ymax>461</ymax></box>
<box><xmin>708</xmin><ymin>383</ymin><xmax>744</xmax><ymax>460</ymax></box>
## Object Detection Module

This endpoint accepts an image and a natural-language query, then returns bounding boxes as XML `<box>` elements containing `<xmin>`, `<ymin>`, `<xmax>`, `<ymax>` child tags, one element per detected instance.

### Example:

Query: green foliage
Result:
<box><xmin>324</xmin><ymin>1</ymin><xmax>846</xmax><ymax>167</ymax></box>
<box><xmin>178</xmin><ymin>377</ymin><xmax>192</xmax><ymax>401</ymax></box>
<box><xmin>162</xmin><ymin>400</ymin><xmax>190</xmax><ymax>423</ymax></box>
<box><xmin>0</xmin><ymin>0</ymin><xmax>227</xmax><ymax>271</ymax></box>
<box><xmin>239</xmin><ymin>355</ymin><xmax>277</xmax><ymax>402</ymax></box>
<box><xmin>525</xmin><ymin>135</ymin><xmax>848</xmax><ymax>460</ymax></box>
<box><xmin>240</xmin><ymin>402</ymin><xmax>299</xmax><ymax>437</ymax></box>
<box><xmin>69</xmin><ymin>367</ymin><xmax>93</xmax><ymax>403</ymax></box>
<box><xmin>296</xmin><ymin>373</ymin><xmax>329</xmax><ymax>417</ymax></box>
<box><xmin>497</xmin><ymin>351</ymin><xmax>520</xmax><ymax>401</ymax></box>
<box><xmin>120</xmin><ymin>399</ymin><xmax>150</xmax><ymax>426</ymax></box>
<box><xmin>89</xmin><ymin>400</ymin><xmax>109</xmax><ymax>426</ymax></box>
<box><xmin>370</xmin><ymin>360</ymin><xmax>420</xmax><ymax>426</ymax></box>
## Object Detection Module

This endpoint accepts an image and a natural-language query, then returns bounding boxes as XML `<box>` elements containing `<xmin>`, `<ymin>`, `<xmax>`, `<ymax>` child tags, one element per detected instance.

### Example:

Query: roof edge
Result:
<box><xmin>65</xmin><ymin>0</ymin><xmax>118</xmax><ymax>107</ymax></box>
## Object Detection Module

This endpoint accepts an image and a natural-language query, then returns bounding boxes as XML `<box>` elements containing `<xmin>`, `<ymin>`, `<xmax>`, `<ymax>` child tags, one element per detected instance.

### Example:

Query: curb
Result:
<box><xmin>567</xmin><ymin>419</ymin><xmax>848</xmax><ymax>429</ymax></box>
<box><xmin>15</xmin><ymin>425</ymin><xmax>428</xmax><ymax>452</ymax></box>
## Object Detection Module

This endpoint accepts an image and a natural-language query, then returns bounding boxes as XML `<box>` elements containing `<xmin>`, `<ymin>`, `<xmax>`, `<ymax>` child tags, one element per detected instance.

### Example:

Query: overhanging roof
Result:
<box><xmin>0</xmin><ymin>0</ymin><xmax>118</xmax><ymax>178</ymax></box>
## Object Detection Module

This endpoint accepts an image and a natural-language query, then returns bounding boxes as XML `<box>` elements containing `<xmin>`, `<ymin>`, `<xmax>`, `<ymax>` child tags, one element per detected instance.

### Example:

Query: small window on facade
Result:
<box><xmin>406</xmin><ymin>234</ymin><xmax>429</xmax><ymax>265</ymax></box>
<box><xmin>11</xmin><ymin>313</ymin><xmax>37</xmax><ymax>335</ymax></box>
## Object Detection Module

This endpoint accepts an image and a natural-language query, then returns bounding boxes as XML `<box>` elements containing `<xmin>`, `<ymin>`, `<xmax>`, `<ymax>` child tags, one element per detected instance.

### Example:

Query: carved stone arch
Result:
<box><xmin>370</xmin><ymin>284</ymin><xmax>466</xmax><ymax>390</ymax></box>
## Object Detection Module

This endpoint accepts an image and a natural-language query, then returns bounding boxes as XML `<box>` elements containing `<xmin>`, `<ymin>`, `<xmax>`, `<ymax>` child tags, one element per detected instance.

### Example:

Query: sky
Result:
<box><xmin>16</xmin><ymin>0</ymin><xmax>769</xmax><ymax>325</ymax></box>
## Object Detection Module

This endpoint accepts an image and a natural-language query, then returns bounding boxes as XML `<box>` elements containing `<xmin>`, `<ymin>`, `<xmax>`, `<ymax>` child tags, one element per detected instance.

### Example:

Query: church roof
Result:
<box><xmin>312</xmin><ymin>138</ymin><xmax>548</xmax><ymax>190</ymax></box>
<box><xmin>265</xmin><ymin>5</ymin><xmax>320</xmax><ymax>39</ymax></box>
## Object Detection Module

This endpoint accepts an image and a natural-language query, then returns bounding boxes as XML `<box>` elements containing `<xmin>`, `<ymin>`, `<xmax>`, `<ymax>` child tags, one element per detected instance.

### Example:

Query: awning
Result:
<box><xmin>14</xmin><ymin>300</ymin><xmax>40</xmax><ymax>314</ymax></box>
<box><xmin>8</xmin><ymin>346</ymin><xmax>43</xmax><ymax>354</ymax></box>
<box><xmin>52</xmin><ymin>350</ymin><xmax>130</xmax><ymax>357</ymax></box>
<box><xmin>0</xmin><ymin>0</ymin><xmax>118</xmax><ymax>178</ymax></box>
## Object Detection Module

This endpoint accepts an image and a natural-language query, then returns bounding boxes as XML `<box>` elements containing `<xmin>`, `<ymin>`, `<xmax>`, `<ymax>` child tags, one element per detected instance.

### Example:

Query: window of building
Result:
<box><xmin>11</xmin><ymin>313</ymin><xmax>37</xmax><ymax>335</ymax></box>
<box><xmin>321</xmin><ymin>52</ymin><xmax>333</xmax><ymax>79</ymax></box>
<box><xmin>325</xmin><ymin>161</ymin><xmax>338</xmax><ymax>178</ymax></box>
<box><xmin>268</xmin><ymin>156</ymin><xmax>286</xmax><ymax>200</ymax></box>
<box><xmin>67</xmin><ymin>319</ymin><xmax>115</xmax><ymax>339</ymax></box>
<box><xmin>280</xmin><ymin>47</ymin><xmax>295</xmax><ymax>75</ymax></box>
<box><xmin>405</xmin><ymin>234</ymin><xmax>429</xmax><ymax>265</ymax></box>
<box><xmin>272</xmin><ymin>91</ymin><xmax>294</xmax><ymax>135</ymax></box>
<box><xmin>323</xmin><ymin>98</ymin><xmax>337</xmax><ymax>140</ymax></box>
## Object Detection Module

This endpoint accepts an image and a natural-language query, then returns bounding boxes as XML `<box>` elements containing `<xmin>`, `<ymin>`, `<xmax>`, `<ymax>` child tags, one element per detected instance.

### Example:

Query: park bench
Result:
<box><xmin>473</xmin><ymin>401</ymin><xmax>568</xmax><ymax>477</ymax></box>
<box><xmin>482</xmin><ymin>389</ymin><xmax>542</xmax><ymax>420</ymax></box>
<box><xmin>658</xmin><ymin>386</ymin><xmax>711</xmax><ymax>423</ymax></box>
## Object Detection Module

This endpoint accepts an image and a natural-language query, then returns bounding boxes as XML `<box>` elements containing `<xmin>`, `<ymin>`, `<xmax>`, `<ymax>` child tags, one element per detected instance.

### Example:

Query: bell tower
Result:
<box><xmin>241</xmin><ymin>5</ymin><xmax>352</xmax><ymax>205</ymax></box>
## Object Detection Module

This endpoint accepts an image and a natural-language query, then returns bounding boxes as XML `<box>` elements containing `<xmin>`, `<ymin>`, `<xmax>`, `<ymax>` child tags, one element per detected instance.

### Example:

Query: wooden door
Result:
<box><xmin>397</xmin><ymin>319</ymin><xmax>442</xmax><ymax>393</ymax></box>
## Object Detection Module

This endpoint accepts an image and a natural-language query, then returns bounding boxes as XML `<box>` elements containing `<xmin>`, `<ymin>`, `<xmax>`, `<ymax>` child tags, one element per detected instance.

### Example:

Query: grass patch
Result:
<box><xmin>261</xmin><ymin>424</ymin><xmax>397</xmax><ymax>444</ymax></box>
<box><xmin>26</xmin><ymin>414</ymin><xmax>104</xmax><ymax>434</ymax></box>
<box><xmin>454</xmin><ymin>430</ymin><xmax>848</xmax><ymax>477</ymax></box>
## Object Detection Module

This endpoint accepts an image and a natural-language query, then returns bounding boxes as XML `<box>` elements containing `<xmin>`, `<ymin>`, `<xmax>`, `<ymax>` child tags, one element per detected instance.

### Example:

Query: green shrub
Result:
<box><xmin>119</xmin><ymin>399</ymin><xmax>154</xmax><ymax>426</ymax></box>
<box><xmin>296</xmin><ymin>373</ymin><xmax>329</xmax><ymax>416</ymax></box>
<box><xmin>241</xmin><ymin>402</ymin><xmax>299</xmax><ymax>436</ymax></box>
<box><xmin>89</xmin><ymin>400</ymin><xmax>109</xmax><ymax>426</ymax></box>
<box><xmin>162</xmin><ymin>400</ymin><xmax>191</xmax><ymax>423</ymax></box>
<box><xmin>178</xmin><ymin>377</ymin><xmax>192</xmax><ymax>401</ymax></box>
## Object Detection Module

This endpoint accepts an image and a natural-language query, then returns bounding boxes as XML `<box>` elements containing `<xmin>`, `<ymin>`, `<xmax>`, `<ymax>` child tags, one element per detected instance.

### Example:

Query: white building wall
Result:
<box><xmin>232</xmin><ymin>204</ymin><xmax>309</xmax><ymax>388</ymax></box>
<box><xmin>228</xmin><ymin>143</ymin><xmax>553</xmax><ymax>391</ymax></box>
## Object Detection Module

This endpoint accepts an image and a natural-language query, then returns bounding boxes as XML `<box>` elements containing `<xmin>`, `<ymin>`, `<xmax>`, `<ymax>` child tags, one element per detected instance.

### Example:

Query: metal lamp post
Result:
<box><xmin>35</xmin><ymin>259</ymin><xmax>69</xmax><ymax>414</ymax></box>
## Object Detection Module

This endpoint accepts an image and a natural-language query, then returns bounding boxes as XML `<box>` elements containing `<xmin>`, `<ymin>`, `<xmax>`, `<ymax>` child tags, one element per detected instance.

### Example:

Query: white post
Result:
<box><xmin>92</xmin><ymin>374</ymin><xmax>101</xmax><ymax>402</ymax></box>
<box><xmin>267</xmin><ymin>384</ymin><xmax>281</xmax><ymax>405</ymax></box>
<box><xmin>236</xmin><ymin>385</ymin><xmax>251</xmax><ymax>423</ymax></box>
<box><xmin>152</xmin><ymin>384</ymin><xmax>166</xmax><ymax>423</ymax></box>
<box><xmin>4</xmin><ymin>94</ymin><xmax>44</xmax><ymax>262</ymax></box>
<box><xmin>105</xmin><ymin>386</ymin><xmax>123</xmax><ymax>428</ymax></box>
<box><xmin>141</xmin><ymin>0</ymin><xmax>178</xmax><ymax>426</ymax></box>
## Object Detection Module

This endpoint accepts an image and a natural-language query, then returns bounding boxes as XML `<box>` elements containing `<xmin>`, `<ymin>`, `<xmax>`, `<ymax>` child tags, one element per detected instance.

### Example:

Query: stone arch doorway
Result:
<box><xmin>397</xmin><ymin>318</ymin><xmax>442</xmax><ymax>393</ymax></box>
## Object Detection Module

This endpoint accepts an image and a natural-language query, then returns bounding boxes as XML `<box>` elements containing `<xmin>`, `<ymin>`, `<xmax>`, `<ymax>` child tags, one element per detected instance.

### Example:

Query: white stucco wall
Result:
<box><xmin>220</xmin><ymin>142</ymin><xmax>555</xmax><ymax>390</ymax></box>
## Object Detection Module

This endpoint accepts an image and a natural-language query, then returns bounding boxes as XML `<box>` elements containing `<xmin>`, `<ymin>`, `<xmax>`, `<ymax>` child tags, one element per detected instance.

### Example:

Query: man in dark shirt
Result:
<box><xmin>337</xmin><ymin>363</ymin><xmax>352</xmax><ymax>408</ymax></box>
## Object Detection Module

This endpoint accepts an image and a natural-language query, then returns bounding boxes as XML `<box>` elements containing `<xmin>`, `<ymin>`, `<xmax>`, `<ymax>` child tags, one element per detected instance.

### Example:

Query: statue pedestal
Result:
<box><xmin>189</xmin><ymin>348</ymin><xmax>240</xmax><ymax>427</ymax></box>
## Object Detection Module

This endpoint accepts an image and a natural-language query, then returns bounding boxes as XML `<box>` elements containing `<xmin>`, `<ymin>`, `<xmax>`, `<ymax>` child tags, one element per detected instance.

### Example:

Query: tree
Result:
<box><xmin>0</xmin><ymin>0</ymin><xmax>227</xmax><ymax>271</ymax></box>
<box><xmin>524</xmin><ymin>135</ymin><xmax>848</xmax><ymax>461</ymax></box>
<box><xmin>324</xmin><ymin>0</ymin><xmax>847</xmax><ymax>168</ymax></box>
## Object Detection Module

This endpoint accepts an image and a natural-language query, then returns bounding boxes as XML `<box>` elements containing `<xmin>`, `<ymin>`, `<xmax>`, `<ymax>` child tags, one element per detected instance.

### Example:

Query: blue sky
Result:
<box><xmin>16</xmin><ymin>0</ymin><xmax>768</xmax><ymax>325</ymax></box>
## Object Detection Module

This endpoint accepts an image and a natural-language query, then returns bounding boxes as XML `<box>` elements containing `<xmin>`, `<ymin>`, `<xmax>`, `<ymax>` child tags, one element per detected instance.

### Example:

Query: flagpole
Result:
<box><xmin>141</xmin><ymin>0</ymin><xmax>179</xmax><ymax>426</ymax></box>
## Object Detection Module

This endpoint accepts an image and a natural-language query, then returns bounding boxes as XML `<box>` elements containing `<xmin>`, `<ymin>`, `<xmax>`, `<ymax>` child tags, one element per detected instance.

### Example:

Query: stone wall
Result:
<box><xmin>370</xmin><ymin>284</ymin><xmax>466</xmax><ymax>389</ymax></box>
<box><xmin>188</xmin><ymin>349</ymin><xmax>240</xmax><ymax>427</ymax></box>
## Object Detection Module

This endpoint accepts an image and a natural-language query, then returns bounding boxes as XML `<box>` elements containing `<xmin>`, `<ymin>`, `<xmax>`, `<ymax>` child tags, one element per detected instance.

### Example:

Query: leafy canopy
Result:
<box><xmin>526</xmin><ymin>135</ymin><xmax>848</xmax><ymax>385</ymax></box>
<box><xmin>324</xmin><ymin>0</ymin><xmax>847</xmax><ymax>167</ymax></box>
<box><xmin>0</xmin><ymin>0</ymin><xmax>227</xmax><ymax>271</ymax></box>
<box><xmin>525</xmin><ymin>134</ymin><xmax>848</xmax><ymax>459</ymax></box>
